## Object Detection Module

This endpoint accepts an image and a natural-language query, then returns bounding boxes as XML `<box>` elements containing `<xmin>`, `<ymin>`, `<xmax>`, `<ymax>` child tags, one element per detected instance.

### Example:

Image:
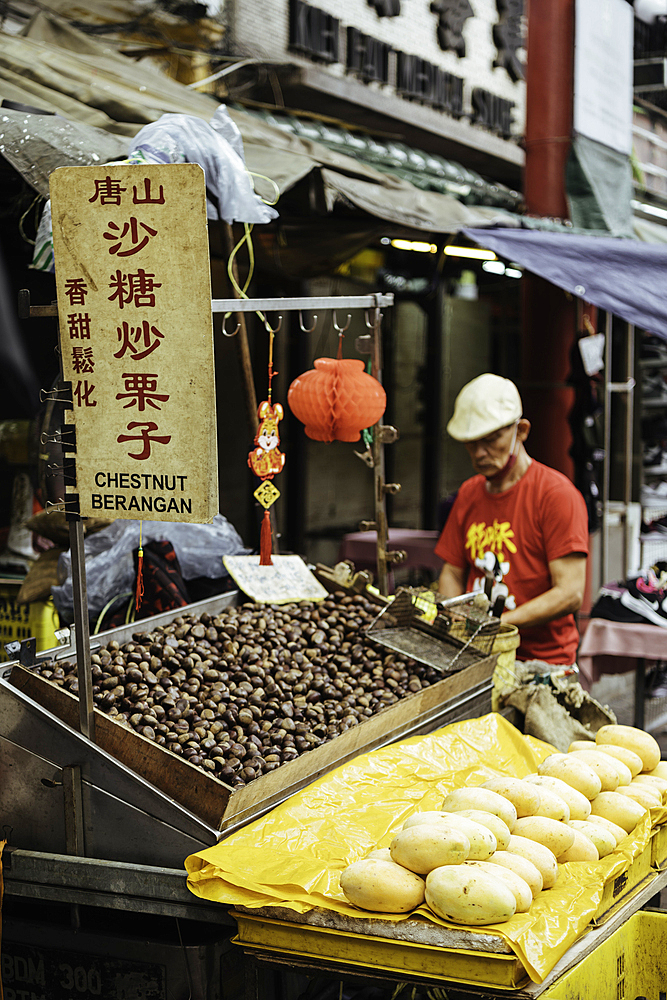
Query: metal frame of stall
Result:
<box><xmin>5</xmin><ymin>293</ymin><xmax>667</xmax><ymax>1000</ymax></box>
<box><xmin>209</xmin><ymin>291</ymin><xmax>400</xmax><ymax>596</ymax></box>
<box><xmin>26</xmin><ymin>289</ymin><xmax>398</xmax><ymax>749</ymax></box>
<box><xmin>600</xmin><ymin>313</ymin><xmax>636</xmax><ymax>593</ymax></box>
<box><xmin>2</xmin><ymin>291</ymin><xmax>409</xmax><ymax>933</ymax></box>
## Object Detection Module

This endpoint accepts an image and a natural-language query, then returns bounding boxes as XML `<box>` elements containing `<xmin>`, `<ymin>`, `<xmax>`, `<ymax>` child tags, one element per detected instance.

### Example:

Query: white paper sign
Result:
<box><xmin>223</xmin><ymin>555</ymin><xmax>328</xmax><ymax>604</ymax></box>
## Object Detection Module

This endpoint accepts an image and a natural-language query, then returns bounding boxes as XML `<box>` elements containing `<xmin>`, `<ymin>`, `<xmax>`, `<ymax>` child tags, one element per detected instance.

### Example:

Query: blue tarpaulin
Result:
<box><xmin>462</xmin><ymin>227</ymin><xmax>667</xmax><ymax>341</ymax></box>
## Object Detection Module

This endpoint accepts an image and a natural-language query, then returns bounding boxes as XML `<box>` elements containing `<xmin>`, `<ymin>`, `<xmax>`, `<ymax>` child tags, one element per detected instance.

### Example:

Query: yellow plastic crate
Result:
<box><xmin>593</xmin><ymin>839</ymin><xmax>654</xmax><ymax>924</ymax></box>
<box><xmin>542</xmin><ymin>910</ymin><xmax>667</xmax><ymax>999</ymax></box>
<box><xmin>0</xmin><ymin>584</ymin><xmax>60</xmax><ymax>660</ymax></box>
<box><xmin>651</xmin><ymin>824</ymin><xmax>667</xmax><ymax>871</ymax></box>
<box><xmin>231</xmin><ymin>911</ymin><xmax>528</xmax><ymax>988</ymax></box>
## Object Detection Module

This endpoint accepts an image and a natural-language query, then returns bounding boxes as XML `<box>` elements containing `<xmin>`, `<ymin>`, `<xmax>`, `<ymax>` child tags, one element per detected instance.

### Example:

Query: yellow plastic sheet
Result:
<box><xmin>185</xmin><ymin>713</ymin><xmax>667</xmax><ymax>984</ymax></box>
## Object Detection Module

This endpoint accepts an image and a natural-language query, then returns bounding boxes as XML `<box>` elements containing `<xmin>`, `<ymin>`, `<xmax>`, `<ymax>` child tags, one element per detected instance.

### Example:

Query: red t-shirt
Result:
<box><xmin>434</xmin><ymin>460</ymin><xmax>589</xmax><ymax>665</ymax></box>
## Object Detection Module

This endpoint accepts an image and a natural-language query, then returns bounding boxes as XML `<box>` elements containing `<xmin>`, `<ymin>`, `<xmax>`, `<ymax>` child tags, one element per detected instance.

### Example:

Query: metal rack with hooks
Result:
<box><xmin>18</xmin><ymin>288</ymin><xmax>399</xmax><ymax>748</ymax></box>
<box><xmin>210</xmin><ymin>291</ymin><xmax>399</xmax><ymax>596</ymax></box>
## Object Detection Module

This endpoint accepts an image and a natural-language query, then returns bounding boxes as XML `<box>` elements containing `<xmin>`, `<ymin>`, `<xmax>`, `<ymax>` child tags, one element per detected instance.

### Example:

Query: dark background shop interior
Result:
<box><xmin>0</xmin><ymin>166</ymin><xmax>525</xmax><ymax>573</ymax></box>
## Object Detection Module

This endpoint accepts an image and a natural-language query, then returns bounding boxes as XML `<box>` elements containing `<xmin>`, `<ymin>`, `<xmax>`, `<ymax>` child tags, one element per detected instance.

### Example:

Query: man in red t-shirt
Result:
<box><xmin>435</xmin><ymin>374</ymin><xmax>589</xmax><ymax>665</ymax></box>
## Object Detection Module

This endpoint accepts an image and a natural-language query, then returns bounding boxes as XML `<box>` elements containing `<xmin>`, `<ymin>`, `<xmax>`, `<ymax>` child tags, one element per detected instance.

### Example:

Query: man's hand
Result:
<box><xmin>438</xmin><ymin>562</ymin><xmax>467</xmax><ymax>599</ymax></box>
<box><xmin>500</xmin><ymin>553</ymin><xmax>587</xmax><ymax>629</ymax></box>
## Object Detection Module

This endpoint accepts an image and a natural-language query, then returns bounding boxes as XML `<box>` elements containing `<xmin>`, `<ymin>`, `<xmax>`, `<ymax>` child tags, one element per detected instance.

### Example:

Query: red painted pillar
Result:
<box><xmin>521</xmin><ymin>0</ymin><xmax>576</xmax><ymax>480</ymax></box>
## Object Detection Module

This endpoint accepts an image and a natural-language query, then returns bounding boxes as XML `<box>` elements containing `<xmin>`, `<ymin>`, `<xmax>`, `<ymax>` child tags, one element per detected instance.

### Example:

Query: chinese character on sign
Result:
<box><xmin>103</xmin><ymin>218</ymin><xmax>158</xmax><ymax>256</ymax></box>
<box><xmin>67</xmin><ymin>313</ymin><xmax>91</xmax><ymax>339</ymax></box>
<box><xmin>114</xmin><ymin>319</ymin><xmax>164</xmax><ymax>361</ymax></box>
<box><xmin>116</xmin><ymin>373</ymin><xmax>170</xmax><ymax>411</ymax></box>
<box><xmin>493</xmin><ymin>0</ymin><xmax>525</xmax><ymax>82</ymax></box>
<box><xmin>71</xmin><ymin>346</ymin><xmax>95</xmax><ymax>374</ymax></box>
<box><xmin>108</xmin><ymin>269</ymin><xmax>162</xmax><ymax>309</ymax></box>
<box><xmin>64</xmin><ymin>278</ymin><xmax>89</xmax><ymax>306</ymax></box>
<box><xmin>89</xmin><ymin>177</ymin><xmax>127</xmax><ymax>205</ymax></box>
<box><xmin>367</xmin><ymin>0</ymin><xmax>400</xmax><ymax>14</ymax></box>
<box><xmin>430</xmin><ymin>0</ymin><xmax>474</xmax><ymax>56</ymax></box>
<box><xmin>74</xmin><ymin>380</ymin><xmax>97</xmax><ymax>407</ymax></box>
<box><xmin>132</xmin><ymin>178</ymin><xmax>166</xmax><ymax>205</ymax></box>
<box><xmin>117</xmin><ymin>421</ymin><xmax>172</xmax><ymax>460</ymax></box>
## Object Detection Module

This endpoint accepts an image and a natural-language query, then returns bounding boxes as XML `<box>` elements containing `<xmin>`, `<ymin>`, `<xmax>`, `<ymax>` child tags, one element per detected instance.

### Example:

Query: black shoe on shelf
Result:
<box><xmin>620</xmin><ymin>569</ymin><xmax>667</xmax><ymax>628</ymax></box>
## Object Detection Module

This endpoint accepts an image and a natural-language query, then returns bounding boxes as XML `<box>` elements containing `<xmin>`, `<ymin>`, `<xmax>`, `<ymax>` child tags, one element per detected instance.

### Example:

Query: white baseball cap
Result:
<box><xmin>447</xmin><ymin>374</ymin><xmax>522</xmax><ymax>442</ymax></box>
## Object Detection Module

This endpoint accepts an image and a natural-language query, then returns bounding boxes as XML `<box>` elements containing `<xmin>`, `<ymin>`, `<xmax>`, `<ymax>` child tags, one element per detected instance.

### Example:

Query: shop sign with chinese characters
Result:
<box><xmin>50</xmin><ymin>163</ymin><xmax>219</xmax><ymax>523</ymax></box>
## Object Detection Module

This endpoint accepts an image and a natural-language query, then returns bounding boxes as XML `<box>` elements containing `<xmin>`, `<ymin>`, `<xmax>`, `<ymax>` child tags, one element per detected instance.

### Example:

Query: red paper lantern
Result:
<box><xmin>287</xmin><ymin>357</ymin><xmax>387</xmax><ymax>442</ymax></box>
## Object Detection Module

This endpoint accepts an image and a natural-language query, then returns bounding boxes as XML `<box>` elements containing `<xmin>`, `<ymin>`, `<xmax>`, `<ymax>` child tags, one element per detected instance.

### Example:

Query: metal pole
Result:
<box><xmin>69</xmin><ymin>518</ymin><xmax>95</xmax><ymax>741</ymax></box>
<box><xmin>211</xmin><ymin>294</ymin><xmax>394</xmax><ymax>313</ymax></box>
<box><xmin>370</xmin><ymin>304</ymin><xmax>389</xmax><ymax>596</ymax></box>
<box><xmin>601</xmin><ymin>312</ymin><xmax>613</xmax><ymax>591</ymax></box>
<box><xmin>623</xmin><ymin>322</ymin><xmax>635</xmax><ymax>579</ymax></box>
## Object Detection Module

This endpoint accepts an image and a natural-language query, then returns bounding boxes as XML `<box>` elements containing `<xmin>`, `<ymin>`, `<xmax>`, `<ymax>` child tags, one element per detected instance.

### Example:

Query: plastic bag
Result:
<box><xmin>52</xmin><ymin>514</ymin><xmax>250</xmax><ymax>622</ymax></box>
<box><xmin>31</xmin><ymin>104</ymin><xmax>278</xmax><ymax>272</ymax></box>
<box><xmin>127</xmin><ymin>107</ymin><xmax>278</xmax><ymax>225</ymax></box>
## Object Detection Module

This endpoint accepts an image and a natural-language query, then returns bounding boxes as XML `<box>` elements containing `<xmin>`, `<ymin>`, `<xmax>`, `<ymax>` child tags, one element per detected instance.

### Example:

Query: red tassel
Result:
<box><xmin>135</xmin><ymin>546</ymin><xmax>144</xmax><ymax>609</ymax></box>
<box><xmin>259</xmin><ymin>509</ymin><xmax>273</xmax><ymax>565</ymax></box>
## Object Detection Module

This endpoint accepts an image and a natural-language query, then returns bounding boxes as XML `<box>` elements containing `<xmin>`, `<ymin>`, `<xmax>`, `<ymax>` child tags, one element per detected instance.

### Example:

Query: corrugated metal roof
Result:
<box><xmin>236</xmin><ymin>106</ymin><xmax>524</xmax><ymax>212</ymax></box>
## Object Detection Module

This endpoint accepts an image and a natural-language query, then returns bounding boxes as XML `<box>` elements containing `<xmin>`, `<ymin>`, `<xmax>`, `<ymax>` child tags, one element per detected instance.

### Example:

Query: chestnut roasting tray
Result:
<box><xmin>4</xmin><ymin>591</ymin><xmax>500</xmax><ymax>852</ymax></box>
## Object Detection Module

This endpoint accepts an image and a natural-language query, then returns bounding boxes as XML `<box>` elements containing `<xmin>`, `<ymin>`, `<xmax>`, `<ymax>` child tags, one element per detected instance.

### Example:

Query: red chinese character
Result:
<box><xmin>116</xmin><ymin>373</ymin><xmax>169</xmax><ymax>412</ymax></box>
<box><xmin>67</xmin><ymin>314</ymin><xmax>91</xmax><ymax>340</ymax></box>
<box><xmin>114</xmin><ymin>320</ymin><xmax>164</xmax><ymax>361</ymax></box>
<box><xmin>71</xmin><ymin>347</ymin><xmax>95</xmax><ymax>374</ymax></box>
<box><xmin>103</xmin><ymin>218</ymin><xmax>157</xmax><ymax>256</ymax></box>
<box><xmin>74</xmin><ymin>380</ymin><xmax>97</xmax><ymax>407</ymax></box>
<box><xmin>117</xmin><ymin>421</ymin><xmax>171</xmax><ymax>460</ymax></box>
<box><xmin>89</xmin><ymin>177</ymin><xmax>127</xmax><ymax>205</ymax></box>
<box><xmin>64</xmin><ymin>278</ymin><xmax>88</xmax><ymax>306</ymax></box>
<box><xmin>108</xmin><ymin>269</ymin><xmax>162</xmax><ymax>309</ymax></box>
<box><xmin>132</xmin><ymin>178</ymin><xmax>165</xmax><ymax>205</ymax></box>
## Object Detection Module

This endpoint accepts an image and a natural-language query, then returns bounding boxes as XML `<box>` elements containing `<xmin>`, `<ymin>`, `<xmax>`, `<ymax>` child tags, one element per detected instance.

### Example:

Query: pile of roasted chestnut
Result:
<box><xmin>31</xmin><ymin>593</ymin><xmax>441</xmax><ymax>786</ymax></box>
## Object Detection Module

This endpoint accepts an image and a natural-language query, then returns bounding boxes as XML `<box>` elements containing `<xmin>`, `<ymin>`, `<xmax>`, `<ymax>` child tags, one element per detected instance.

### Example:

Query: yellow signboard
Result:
<box><xmin>50</xmin><ymin>163</ymin><xmax>218</xmax><ymax>523</ymax></box>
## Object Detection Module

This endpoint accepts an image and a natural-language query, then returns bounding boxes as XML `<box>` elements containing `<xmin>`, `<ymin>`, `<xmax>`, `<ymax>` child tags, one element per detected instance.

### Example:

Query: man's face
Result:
<box><xmin>463</xmin><ymin>423</ymin><xmax>517</xmax><ymax>478</ymax></box>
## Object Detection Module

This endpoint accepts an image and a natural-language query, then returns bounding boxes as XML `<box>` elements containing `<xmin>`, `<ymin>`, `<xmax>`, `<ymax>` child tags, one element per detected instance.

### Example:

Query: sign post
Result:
<box><xmin>50</xmin><ymin>163</ymin><xmax>219</xmax><ymax>739</ymax></box>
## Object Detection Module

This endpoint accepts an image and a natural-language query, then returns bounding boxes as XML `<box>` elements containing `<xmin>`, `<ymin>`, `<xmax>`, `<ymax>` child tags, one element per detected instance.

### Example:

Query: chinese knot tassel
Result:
<box><xmin>259</xmin><ymin>509</ymin><xmax>273</xmax><ymax>566</ymax></box>
<box><xmin>135</xmin><ymin>544</ymin><xmax>144</xmax><ymax>610</ymax></box>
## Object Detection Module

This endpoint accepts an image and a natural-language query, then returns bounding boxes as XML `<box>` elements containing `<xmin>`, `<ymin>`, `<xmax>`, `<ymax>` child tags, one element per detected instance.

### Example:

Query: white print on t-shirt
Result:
<box><xmin>472</xmin><ymin>551</ymin><xmax>517</xmax><ymax>610</ymax></box>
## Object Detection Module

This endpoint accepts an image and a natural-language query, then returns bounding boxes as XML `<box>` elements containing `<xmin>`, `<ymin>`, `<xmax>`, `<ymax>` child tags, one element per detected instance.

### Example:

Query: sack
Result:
<box><xmin>501</xmin><ymin>659</ymin><xmax>616</xmax><ymax>751</ymax></box>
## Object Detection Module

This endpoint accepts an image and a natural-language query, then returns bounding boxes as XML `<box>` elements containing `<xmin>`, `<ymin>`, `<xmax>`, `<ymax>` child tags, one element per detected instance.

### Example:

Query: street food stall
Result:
<box><xmin>4</xmin><ymin>164</ymin><xmax>667</xmax><ymax>1000</ymax></box>
<box><xmin>4</xmin><ymin>586</ymin><xmax>667</xmax><ymax>999</ymax></box>
<box><xmin>1</xmin><ymin>155</ymin><xmax>519</xmax><ymax>995</ymax></box>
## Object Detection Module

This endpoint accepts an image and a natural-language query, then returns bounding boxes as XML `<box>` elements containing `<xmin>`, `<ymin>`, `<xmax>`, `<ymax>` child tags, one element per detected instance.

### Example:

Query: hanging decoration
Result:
<box><xmin>247</xmin><ymin>318</ymin><xmax>284</xmax><ymax>565</ymax></box>
<box><xmin>287</xmin><ymin>323</ymin><xmax>386</xmax><ymax>443</ymax></box>
<box><xmin>135</xmin><ymin>519</ymin><xmax>145</xmax><ymax>611</ymax></box>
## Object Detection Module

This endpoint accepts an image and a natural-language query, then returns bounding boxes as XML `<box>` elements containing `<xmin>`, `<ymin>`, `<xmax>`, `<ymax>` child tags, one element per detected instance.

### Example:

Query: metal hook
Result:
<box><xmin>264</xmin><ymin>314</ymin><xmax>283</xmax><ymax>335</ymax></box>
<box><xmin>298</xmin><ymin>311</ymin><xmax>318</xmax><ymax>333</ymax></box>
<box><xmin>364</xmin><ymin>309</ymin><xmax>382</xmax><ymax>330</ymax></box>
<box><xmin>332</xmin><ymin>311</ymin><xmax>352</xmax><ymax>334</ymax></box>
<box><xmin>221</xmin><ymin>312</ymin><xmax>241</xmax><ymax>337</ymax></box>
<box><xmin>45</xmin><ymin>499</ymin><xmax>66</xmax><ymax>512</ymax></box>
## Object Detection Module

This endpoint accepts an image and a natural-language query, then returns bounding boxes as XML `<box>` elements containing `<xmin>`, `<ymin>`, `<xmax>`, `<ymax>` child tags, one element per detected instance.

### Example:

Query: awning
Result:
<box><xmin>5</xmin><ymin>8</ymin><xmax>667</xmax><ymax>279</ymax></box>
<box><xmin>462</xmin><ymin>226</ymin><xmax>667</xmax><ymax>339</ymax></box>
<box><xmin>0</xmin><ymin>12</ymin><xmax>519</xmax><ymax>225</ymax></box>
